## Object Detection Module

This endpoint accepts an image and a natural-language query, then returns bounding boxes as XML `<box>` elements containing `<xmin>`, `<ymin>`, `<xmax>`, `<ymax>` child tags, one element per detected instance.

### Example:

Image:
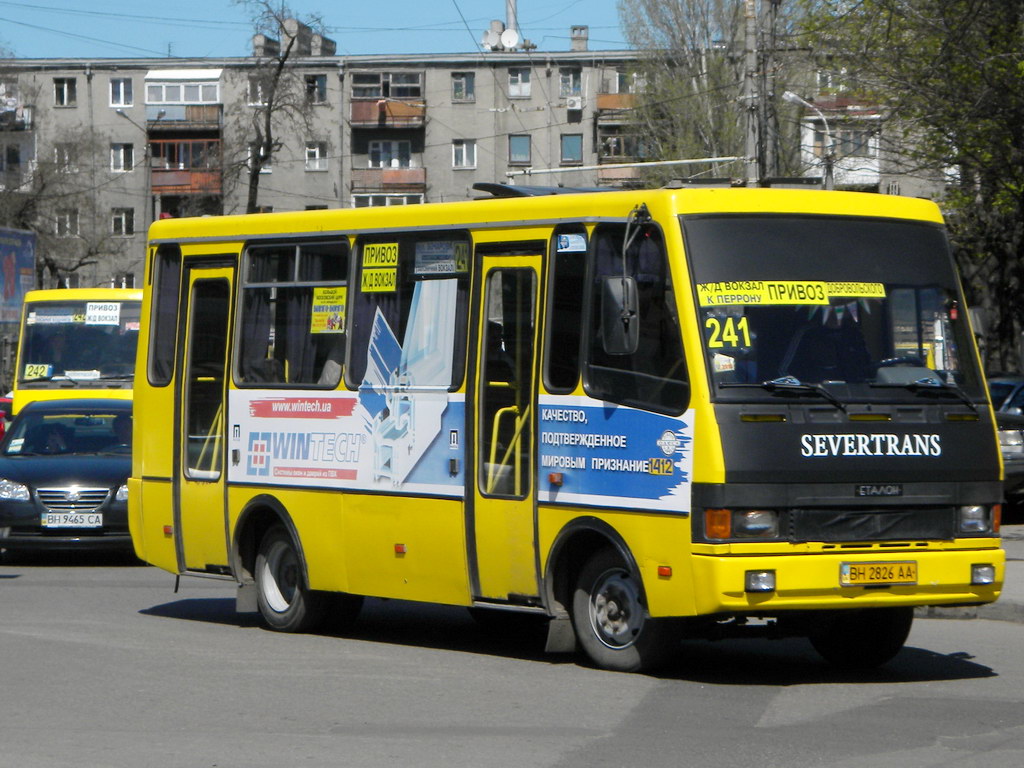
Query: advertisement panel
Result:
<box><xmin>0</xmin><ymin>228</ymin><xmax>35</xmax><ymax>324</ymax></box>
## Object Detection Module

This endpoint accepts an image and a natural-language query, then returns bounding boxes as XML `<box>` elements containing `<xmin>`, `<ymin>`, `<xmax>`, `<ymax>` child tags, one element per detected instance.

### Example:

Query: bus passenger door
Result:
<box><xmin>175</xmin><ymin>266</ymin><xmax>233</xmax><ymax>573</ymax></box>
<box><xmin>470</xmin><ymin>255</ymin><xmax>541</xmax><ymax>602</ymax></box>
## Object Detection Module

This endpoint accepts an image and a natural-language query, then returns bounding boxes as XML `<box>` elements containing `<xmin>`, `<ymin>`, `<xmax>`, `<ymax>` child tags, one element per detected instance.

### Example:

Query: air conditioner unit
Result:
<box><xmin>565</xmin><ymin>96</ymin><xmax>583</xmax><ymax>111</ymax></box>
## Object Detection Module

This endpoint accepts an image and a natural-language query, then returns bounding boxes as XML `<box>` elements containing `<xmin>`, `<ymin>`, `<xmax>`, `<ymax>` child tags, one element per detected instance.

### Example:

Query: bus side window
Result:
<box><xmin>346</xmin><ymin>232</ymin><xmax>470</xmax><ymax>391</ymax></box>
<box><xmin>236</xmin><ymin>239</ymin><xmax>348</xmax><ymax>387</ymax></box>
<box><xmin>583</xmin><ymin>224</ymin><xmax>689</xmax><ymax>415</ymax></box>
<box><xmin>544</xmin><ymin>226</ymin><xmax>587</xmax><ymax>393</ymax></box>
<box><xmin>148</xmin><ymin>244</ymin><xmax>182</xmax><ymax>387</ymax></box>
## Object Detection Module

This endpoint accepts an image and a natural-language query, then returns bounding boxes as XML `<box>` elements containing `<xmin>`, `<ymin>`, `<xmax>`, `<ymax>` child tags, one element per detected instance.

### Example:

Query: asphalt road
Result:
<box><xmin>2</xmin><ymin>553</ymin><xmax>1024</xmax><ymax>768</ymax></box>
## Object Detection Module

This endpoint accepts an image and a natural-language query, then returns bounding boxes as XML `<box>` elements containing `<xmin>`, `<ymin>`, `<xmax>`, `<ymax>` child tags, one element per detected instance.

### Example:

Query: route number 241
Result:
<box><xmin>705</xmin><ymin>316</ymin><xmax>751</xmax><ymax>348</ymax></box>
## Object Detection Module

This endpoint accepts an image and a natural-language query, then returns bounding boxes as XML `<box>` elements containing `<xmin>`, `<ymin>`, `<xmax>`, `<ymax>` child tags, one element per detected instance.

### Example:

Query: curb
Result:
<box><xmin>917</xmin><ymin>600</ymin><xmax>1024</xmax><ymax>624</ymax></box>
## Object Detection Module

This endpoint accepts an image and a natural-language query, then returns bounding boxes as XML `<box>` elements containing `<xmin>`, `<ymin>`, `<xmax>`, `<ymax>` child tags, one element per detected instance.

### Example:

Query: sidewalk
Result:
<box><xmin>917</xmin><ymin>523</ymin><xmax>1024</xmax><ymax>624</ymax></box>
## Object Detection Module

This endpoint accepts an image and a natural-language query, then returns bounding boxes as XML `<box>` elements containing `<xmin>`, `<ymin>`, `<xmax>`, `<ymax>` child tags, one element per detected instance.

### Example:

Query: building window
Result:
<box><xmin>110</xmin><ymin>77</ymin><xmax>133</xmax><ymax>107</ymax></box>
<box><xmin>152</xmin><ymin>139</ymin><xmax>220</xmax><ymax>170</ymax></box>
<box><xmin>352</xmin><ymin>194</ymin><xmax>423</xmax><ymax>207</ymax></box>
<box><xmin>560</xmin><ymin>134</ymin><xmax>583</xmax><ymax>165</ymax></box>
<box><xmin>836</xmin><ymin>128</ymin><xmax>873</xmax><ymax>158</ymax></box>
<box><xmin>452</xmin><ymin>72</ymin><xmax>475</xmax><ymax>102</ymax></box>
<box><xmin>369</xmin><ymin>140</ymin><xmax>411</xmax><ymax>169</ymax></box>
<box><xmin>452</xmin><ymin>139</ymin><xmax>476</xmax><ymax>169</ymax></box>
<box><xmin>559</xmin><ymin>68</ymin><xmax>582</xmax><ymax>98</ymax></box>
<box><xmin>388</xmin><ymin>72</ymin><xmax>421</xmax><ymax>98</ymax></box>
<box><xmin>55</xmin><ymin>144</ymin><xmax>77</xmax><ymax>173</ymax></box>
<box><xmin>352</xmin><ymin>71</ymin><xmax>422</xmax><ymax>99</ymax></box>
<box><xmin>812</xmin><ymin>127</ymin><xmax>874</xmax><ymax>159</ymax></box>
<box><xmin>111</xmin><ymin>143</ymin><xmax>134</xmax><ymax>172</ymax></box>
<box><xmin>55</xmin><ymin>208</ymin><xmax>79</xmax><ymax>237</ymax></box>
<box><xmin>248</xmin><ymin>144</ymin><xmax>272</xmax><ymax>173</ymax></box>
<box><xmin>509</xmin><ymin>135</ymin><xmax>531</xmax><ymax>165</ymax></box>
<box><xmin>305</xmin><ymin>74</ymin><xmax>328</xmax><ymax>104</ymax></box>
<box><xmin>599</xmin><ymin>127</ymin><xmax>646</xmax><ymax>160</ymax></box>
<box><xmin>508</xmin><ymin>68</ymin><xmax>531</xmax><ymax>98</ymax></box>
<box><xmin>146</xmin><ymin>81</ymin><xmax>218</xmax><ymax>104</ymax></box>
<box><xmin>247</xmin><ymin>77</ymin><xmax>267</xmax><ymax>106</ymax></box>
<box><xmin>111</xmin><ymin>208</ymin><xmax>135</xmax><ymax>236</ymax></box>
<box><xmin>0</xmin><ymin>143</ymin><xmax>21</xmax><ymax>175</ymax></box>
<box><xmin>54</xmin><ymin>78</ymin><xmax>76</xmax><ymax>107</ymax></box>
<box><xmin>305</xmin><ymin>141</ymin><xmax>328</xmax><ymax>171</ymax></box>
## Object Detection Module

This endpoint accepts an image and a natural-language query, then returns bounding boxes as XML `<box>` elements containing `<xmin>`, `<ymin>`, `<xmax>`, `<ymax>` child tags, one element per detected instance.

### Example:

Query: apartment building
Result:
<box><xmin>0</xmin><ymin>25</ymin><xmax>642</xmax><ymax>290</ymax></box>
<box><xmin>0</xmin><ymin>22</ymin><xmax>913</xmax><ymax>292</ymax></box>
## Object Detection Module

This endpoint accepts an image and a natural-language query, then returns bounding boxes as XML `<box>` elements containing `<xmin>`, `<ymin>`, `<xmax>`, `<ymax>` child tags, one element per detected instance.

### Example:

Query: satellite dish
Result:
<box><xmin>482</xmin><ymin>29</ymin><xmax>500</xmax><ymax>50</ymax></box>
<box><xmin>500</xmin><ymin>28</ymin><xmax>520</xmax><ymax>50</ymax></box>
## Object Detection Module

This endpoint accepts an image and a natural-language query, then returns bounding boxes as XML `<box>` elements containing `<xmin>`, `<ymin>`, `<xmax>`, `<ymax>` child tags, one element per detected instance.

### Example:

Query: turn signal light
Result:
<box><xmin>705</xmin><ymin>508</ymin><xmax>731</xmax><ymax>540</ymax></box>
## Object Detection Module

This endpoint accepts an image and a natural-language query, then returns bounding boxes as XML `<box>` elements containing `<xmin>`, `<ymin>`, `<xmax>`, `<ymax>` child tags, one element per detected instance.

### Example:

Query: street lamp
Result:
<box><xmin>783</xmin><ymin>90</ymin><xmax>835</xmax><ymax>190</ymax></box>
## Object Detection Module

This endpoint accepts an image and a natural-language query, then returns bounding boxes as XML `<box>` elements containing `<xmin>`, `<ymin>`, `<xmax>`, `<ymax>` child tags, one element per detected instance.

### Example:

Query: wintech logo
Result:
<box><xmin>247</xmin><ymin>432</ymin><xmax>272</xmax><ymax>476</ymax></box>
<box><xmin>246</xmin><ymin>429</ymin><xmax>364</xmax><ymax>477</ymax></box>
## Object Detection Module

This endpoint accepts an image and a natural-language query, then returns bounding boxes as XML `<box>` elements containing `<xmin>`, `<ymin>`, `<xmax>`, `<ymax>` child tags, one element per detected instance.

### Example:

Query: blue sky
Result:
<box><xmin>0</xmin><ymin>0</ymin><xmax>627</xmax><ymax>59</ymax></box>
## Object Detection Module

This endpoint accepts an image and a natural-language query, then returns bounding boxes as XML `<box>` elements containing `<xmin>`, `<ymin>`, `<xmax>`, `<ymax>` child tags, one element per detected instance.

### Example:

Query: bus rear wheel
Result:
<box><xmin>571</xmin><ymin>548</ymin><xmax>675</xmax><ymax>673</ymax></box>
<box><xmin>255</xmin><ymin>525</ymin><xmax>327</xmax><ymax>633</ymax></box>
<box><xmin>808</xmin><ymin>607</ymin><xmax>913</xmax><ymax>669</ymax></box>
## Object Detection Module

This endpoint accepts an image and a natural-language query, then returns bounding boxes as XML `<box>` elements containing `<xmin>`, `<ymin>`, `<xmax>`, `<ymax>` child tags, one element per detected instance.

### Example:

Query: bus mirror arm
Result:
<box><xmin>601</xmin><ymin>276</ymin><xmax>639</xmax><ymax>355</ymax></box>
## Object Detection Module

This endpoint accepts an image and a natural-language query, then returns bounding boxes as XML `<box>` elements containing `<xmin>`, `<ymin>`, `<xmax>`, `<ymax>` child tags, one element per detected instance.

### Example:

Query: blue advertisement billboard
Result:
<box><xmin>0</xmin><ymin>228</ymin><xmax>35</xmax><ymax>324</ymax></box>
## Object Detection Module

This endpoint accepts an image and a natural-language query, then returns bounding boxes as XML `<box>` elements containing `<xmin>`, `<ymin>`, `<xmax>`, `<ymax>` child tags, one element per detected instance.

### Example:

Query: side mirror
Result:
<box><xmin>601</xmin><ymin>276</ymin><xmax>639</xmax><ymax>355</ymax></box>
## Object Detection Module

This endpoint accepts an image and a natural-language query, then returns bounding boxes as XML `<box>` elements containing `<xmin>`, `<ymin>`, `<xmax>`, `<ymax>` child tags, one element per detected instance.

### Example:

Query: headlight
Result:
<box><xmin>704</xmin><ymin>508</ymin><xmax>780</xmax><ymax>539</ymax></box>
<box><xmin>115</xmin><ymin>484</ymin><xmax>128</xmax><ymax>502</ymax></box>
<box><xmin>0</xmin><ymin>478</ymin><xmax>30</xmax><ymax>500</ymax></box>
<box><xmin>958</xmin><ymin>504</ymin><xmax>994</xmax><ymax>534</ymax></box>
<box><xmin>999</xmin><ymin>428</ymin><xmax>1024</xmax><ymax>454</ymax></box>
<box><xmin>734</xmin><ymin>509</ymin><xmax>779</xmax><ymax>537</ymax></box>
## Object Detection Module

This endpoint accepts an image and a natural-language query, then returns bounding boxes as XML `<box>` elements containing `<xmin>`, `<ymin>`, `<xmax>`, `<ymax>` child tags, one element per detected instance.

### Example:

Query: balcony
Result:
<box><xmin>596</xmin><ymin>93</ymin><xmax>637</xmax><ymax>113</ymax></box>
<box><xmin>150</xmin><ymin>138</ymin><xmax>222</xmax><ymax>196</ymax></box>
<box><xmin>0</xmin><ymin>103</ymin><xmax>31</xmax><ymax>131</ymax></box>
<box><xmin>597</xmin><ymin>165</ymin><xmax>642</xmax><ymax>184</ymax></box>
<box><xmin>151</xmin><ymin>168</ymin><xmax>221</xmax><ymax>195</ymax></box>
<box><xmin>146</xmin><ymin>104</ymin><xmax>222</xmax><ymax>130</ymax></box>
<box><xmin>350</xmin><ymin>166</ymin><xmax>426</xmax><ymax>192</ymax></box>
<box><xmin>350</xmin><ymin>99</ymin><xmax>425</xmax><ymax>129</ymax></box>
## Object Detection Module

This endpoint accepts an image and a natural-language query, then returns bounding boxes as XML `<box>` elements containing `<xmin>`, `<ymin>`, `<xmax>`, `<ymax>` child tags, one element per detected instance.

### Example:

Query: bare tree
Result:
<box><xmin>0</xmin><ymin>64</ymin><xmax>133</xmax><ymax>288</ymax></box>
<box><xmin>227</xmin><ymin>1</ymin><xmax>326</xmax><ymax>214</ymax></box>
<box><xmin>617</xmin><ymin>0</ymin><xmax>807</xmax><ymax>184</ymax></box>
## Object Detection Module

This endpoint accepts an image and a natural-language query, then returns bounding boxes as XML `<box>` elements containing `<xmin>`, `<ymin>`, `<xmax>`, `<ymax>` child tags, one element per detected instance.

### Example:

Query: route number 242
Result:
<box><xmin>705</xmin><ymin>315</ymin><xmax>751</xmax><ymax>348</ymax></box>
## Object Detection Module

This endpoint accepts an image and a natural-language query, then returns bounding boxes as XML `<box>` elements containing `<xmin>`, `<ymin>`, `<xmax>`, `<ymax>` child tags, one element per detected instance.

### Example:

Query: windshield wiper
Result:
<box><xmin>722</xmin><ymin>375</ymin><xmax>847</xmax><ymax>412</ymax></box>
<box><xmin>871</xmin><ymin>376</ymin><xmax>978</xmax><ymax>413</ymax></box>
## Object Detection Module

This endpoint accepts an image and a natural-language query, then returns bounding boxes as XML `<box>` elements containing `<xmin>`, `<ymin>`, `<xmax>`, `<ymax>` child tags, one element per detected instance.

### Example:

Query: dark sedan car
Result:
<box><xmin>0</xmin><ymin>398</ymin><xmax>132</xmax><ymax>553</ymax></box>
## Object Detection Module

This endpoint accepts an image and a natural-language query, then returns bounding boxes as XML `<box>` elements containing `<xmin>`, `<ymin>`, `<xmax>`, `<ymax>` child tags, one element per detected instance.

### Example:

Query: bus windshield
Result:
<box><xmin>681</xmin><ymin>214</ymin><xmax>985</xmax><ymax>403</ymax></box>
<box><xmin>18</xmin><ymin>299</ymin><xmax>141</xmax><ymax>384</ymax></box>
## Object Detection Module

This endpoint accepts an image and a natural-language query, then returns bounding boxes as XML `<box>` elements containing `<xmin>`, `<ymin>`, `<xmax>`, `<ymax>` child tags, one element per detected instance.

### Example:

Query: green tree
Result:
<box><xmin>803</xmin><ymin>0</ymin><xmax>1024</xmax><ymax>370</ymax></box>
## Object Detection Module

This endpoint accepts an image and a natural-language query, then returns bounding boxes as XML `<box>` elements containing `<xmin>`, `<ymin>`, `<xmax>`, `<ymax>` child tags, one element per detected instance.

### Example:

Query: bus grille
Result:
<box><xmin>36</xmin><ymin>487</ymin><xmax>110</xmax><ymax>513</ymax></box>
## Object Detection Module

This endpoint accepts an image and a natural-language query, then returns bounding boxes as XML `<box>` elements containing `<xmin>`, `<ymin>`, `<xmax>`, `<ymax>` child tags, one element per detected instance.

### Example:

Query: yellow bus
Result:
<box><xmin>13</xmin><ymin>288</ymin><xmax>142</xmax><ymax>414</ymax></box>
<box><xmin>129</xmin><ymin>186</ymin><xmax>1004</xmax><ymax>672</ymax></box>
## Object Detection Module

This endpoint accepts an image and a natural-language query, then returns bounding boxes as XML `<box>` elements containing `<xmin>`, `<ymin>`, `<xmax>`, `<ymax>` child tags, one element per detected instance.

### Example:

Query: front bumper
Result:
<box><xmin>0</xmin><ymin>497</ymin><xmax>130</xmax><ymax>552</ymax></box>
<box><xmin>688</xmin><ymin>544</ymin><xmax>1004</xmax><ymax>616</ymax></box>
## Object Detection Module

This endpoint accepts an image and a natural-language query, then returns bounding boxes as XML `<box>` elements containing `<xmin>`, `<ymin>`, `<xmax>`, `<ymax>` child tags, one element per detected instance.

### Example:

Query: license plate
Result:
<box><xmin>41</xmin><ymin>512</ymin><xmax>103</xmax><ymax>528</ymax></box>
<box><xmin>840</xmin><ymin>561</ymin><xmax>917</xmax><ymax>586</ymax></box>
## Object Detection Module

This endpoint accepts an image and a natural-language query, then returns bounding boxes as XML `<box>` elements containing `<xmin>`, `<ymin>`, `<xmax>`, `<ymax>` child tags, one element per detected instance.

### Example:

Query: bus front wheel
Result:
<box><xmin>808</xmin><ymin>607</ymin><xmax>913</xmax><ymax>669</ymax></box>
<box><xmin>255</xmin><ymin>525</ymin><xmax>327</xmax><ymax>633</ymax></box>
<box><xmin>571</xmin><ymin>548</ymin><xmax>676</xmax><ymax>672</ymax></box>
